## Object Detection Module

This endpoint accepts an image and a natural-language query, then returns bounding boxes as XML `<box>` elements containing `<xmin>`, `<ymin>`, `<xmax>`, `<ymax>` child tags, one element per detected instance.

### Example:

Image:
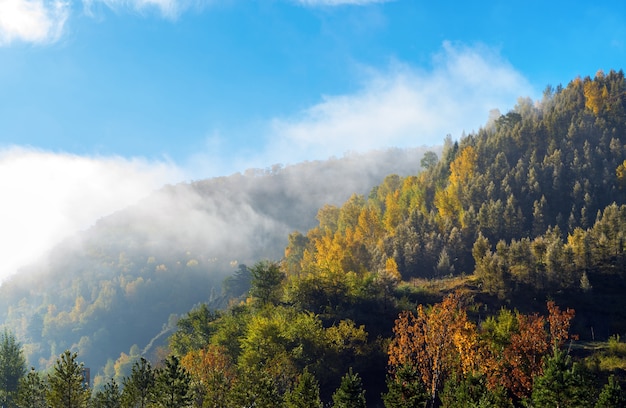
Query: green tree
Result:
<box><xmin>440</xmin><ymin>374</ymin><xmax>512</xmax><ymax>408</ymax></box>
<box><xmin>284</xmin><ymin>368</ymin><xmax>323</xmax><ymax>408</ymax></box>
<box><xmin>47</xmin><ymin>350</ymin><xmax>90</xmax><ymax>408</ymax></box>
<box><xmin>152</xmin><ymin>355</ymin><xmax>192</xmax><ymax>408</ymax></box>
<box><xmin>121</xmin><ymin>357</ymin><xmax>154</xmax><ymax>408</ymax></box>
<box><xmin>332</xmin><ymin>368</ymin><xmax>366</xmax><ymax>408</ymax></box>
<box><xmin>249</xmin><ymin>260</ymin><xmax>285</xmax><ymax>307</ymax></box>
<box><xmin>169</xmin><ymin>304</ymin><xmax>220</xmax><ymax>356</ymax></box>
<box><xmin>228</xmin><ymin>368</ymin><xmax>283</xmax><ymax>408</ymax></box>
<box><xmin>92</xmin><ymin>378</ymin><xmax>121</xmax><ymax>408</ymax></box>
<box><xmin>16</xmin><ymin>367</ymin><xmax>47</xmax><ymax>408</ymax></box>
<box><xmin>595</xmin><ymin>375</ymin><xmax>626</xmax><ymax>408</ymax></box>
<box><xmin>222</xmin><ymin>264</ymin><xmax>252</xmax><ymax>299</ymax></box>
<box><xmin>382</xmin><ymin>364</ymin><xmax>428</xmax><ymax>408</ymax></box>
<box><xmin>284</xmin><ymin>232</ymin><xmax>310</xmax><ymax>274</ymax></box>
<box><xmin>420</xmin><ymin>151</ymin><xmax>439</xmax><ymax>170</ymax></box>
<box><xmin>530</xmin><ymin>348</ymin><xmax>595</xmax><ymax>408</ymax></box>
<box><xmin>0</xmin><ymin>329</ymin><xmax>26</xmax><ymax>408</ymax></box>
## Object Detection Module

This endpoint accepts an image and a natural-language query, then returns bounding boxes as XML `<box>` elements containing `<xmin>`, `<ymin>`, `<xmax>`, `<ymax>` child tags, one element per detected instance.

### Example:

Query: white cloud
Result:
<box><xmin>263</xmin><ymin>42</ymin><xmax>535</xmax><ymax>164</ymax></box>
<box><xmin>0</xmin><ymin>147</ymin><xmax>184</xmax><ymax>282</ymax></box>
<box><xmin>0</xmin><ymin>0</ymin><xmax>69</xmax><ymax>45</ymax></box>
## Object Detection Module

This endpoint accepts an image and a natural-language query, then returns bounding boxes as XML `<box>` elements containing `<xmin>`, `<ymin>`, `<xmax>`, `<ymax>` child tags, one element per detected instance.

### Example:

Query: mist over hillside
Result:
<box><xmin>0</xmin><ymin>146</ymin><xmax>437</xmax><ymax>374</ymax></box>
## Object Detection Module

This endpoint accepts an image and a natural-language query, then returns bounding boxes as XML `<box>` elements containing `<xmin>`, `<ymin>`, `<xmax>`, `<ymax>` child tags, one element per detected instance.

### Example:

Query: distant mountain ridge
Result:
<box><xmin>0</xmin><ymin>146</ymin><xmax>437</xmax><ymax>374</ymax></box>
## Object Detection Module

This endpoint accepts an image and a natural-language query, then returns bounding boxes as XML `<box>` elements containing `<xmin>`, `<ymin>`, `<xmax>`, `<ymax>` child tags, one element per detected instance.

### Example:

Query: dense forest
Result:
<box><xmin>3</xmin><ymin>70</ymin><xmax>626</xmax><ymax>407</ymax></box>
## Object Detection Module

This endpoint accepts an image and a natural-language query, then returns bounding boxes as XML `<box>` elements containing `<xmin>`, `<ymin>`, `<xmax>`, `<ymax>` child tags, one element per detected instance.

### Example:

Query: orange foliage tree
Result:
<box><xmin>387</xmin><ymin>292</ymin><xmax>478</xmax><ymax>405</ymax></box>
<box><xmin>481</xmin><ymin>301</ymin><xmax>577</xmax><ymax>401</ymax></box>
<box><xmin>388</xmin><ymin>294</ymin><xmax>578</xmax><ymax>405</ymax></box>
<box><xmin>547</xmin><ymin>301</ymin><xmax>577</xmax><ymax>349</ymax></box>
<box><xmin>180</xmin><ymin>345</ymin><xmax>236</xmax><ymax>408</ymax></box>
<box><xmin>497</xmin><ymin>313</ymin><xmax>549</xmax><ymax>399</ymax></box>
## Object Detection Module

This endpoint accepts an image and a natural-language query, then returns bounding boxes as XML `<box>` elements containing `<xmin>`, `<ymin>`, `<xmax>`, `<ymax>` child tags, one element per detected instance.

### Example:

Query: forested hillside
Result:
<box><xmin>0</xmin><ymin>148</ymin><xmax>431</xmax><ymax>379</ymax></box>
<box><xmin>284</xmin><ymin>69</ymin><xmax>626</xmax><ymax>335</ymax></box>
<box><xmin>3</xmin><ymin>70</ymin><xmax>626</xmax><ymax>408</ymax></box>
<box><xmin>150</xmin><ymin>69</ymin><xmax>626</xmax><ymax>407</ymax></box>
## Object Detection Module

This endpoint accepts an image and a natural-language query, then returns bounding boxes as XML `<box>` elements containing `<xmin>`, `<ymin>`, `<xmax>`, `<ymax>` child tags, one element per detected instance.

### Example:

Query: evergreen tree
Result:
<box><xmin>228</xmin><ymin>368</ymin><xmax>283</xmax><ymax>408</ymax></box>
<box><xmin>332</xmin><ymin>368</ymin><xmax>366</xmax><ymax>408</ymax></box>
<box><xmin>121</xmin><ymin>357</ymin><xmax>154</xmax><ymax>408</ymax></box>
<box><xmin>0</xmin><ymin>329</ymin><xmax>26</xmax><ymax>408</ymax></box>
<box><xmin>284</xmin><ymin>368</ymin><xmax>323</xmax><ymax>408</ymax></box>
<box><xmin>15</xmin><ymin>367</ymin><xmax>47</xmax><ymax>408</ymax></box>
<box><xmin>595</xmin><ymin>375</ymin><xmax>626</xmax><ymax>408</ymax></box>
<box><xmin>382</xmin><ymin>364</ymin><xmax>428</xmax><ymax>408</ymax></box>
<box><xmin>530</xmin><ymin>348</ymin><xmax>595</xmax><ymax>408</ymax></box>
<box><xmin>47</xmin><ymin>350</ymin><xmax>90</xmax><ymax>408</ymax></box>
<box><xmin>249</xmin><ymin>260</ymin><xmax>285</xmax><ymax>307</ymax></box>
<box><xmin>92</xmin><ymin>378</ymin><xmax>121</xmax><ymax>408</ymax></box>
<box><xmin>222</xmin><ymin>263</ymin><xmax>253</xmax><ymax>298</ymax></box>
<box><xmin>152</xmin><ymin>355</ymin><xmax>192</xmax><ymax>408</ymax></box>
<box><xmin>440</xmin><ymin>374</ymin><xmax>512</xmax><ymax>408</ymax></box>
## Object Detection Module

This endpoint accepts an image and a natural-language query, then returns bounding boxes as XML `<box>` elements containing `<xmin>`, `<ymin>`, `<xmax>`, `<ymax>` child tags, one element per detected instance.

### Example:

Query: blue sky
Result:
<box><xmin>0</xmin><ymin>0</ymin><xmax>625</xmax><ymax>280</ymax></box>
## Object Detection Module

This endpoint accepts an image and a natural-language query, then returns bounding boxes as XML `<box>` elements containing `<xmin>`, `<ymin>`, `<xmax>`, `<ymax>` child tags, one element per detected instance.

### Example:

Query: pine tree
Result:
<box><xmin>16</xmin><ymin>367</ymin><xmax>47</xmax><ymax>408</ymax></box>
<box><xmin>284</xmin><ymin>368</ymin><xmax>323</xmax><ymax>408</ymax></box>
<box><xmin>121</xmin><ymin>357</ymin><xmax>154</xmax><ymax>408</ymax></box>
<box><xmin>0</xmin><ymin>329</ymin><xmax>26</xmax><ymax>408</ymax></box>
<box><xmin>92</xmin><ymin>378</ymin><xmax>121</xmax><ymax>408</ymax></box>
<box><xmin>440</xmin><ymin>373</ymin><xmax>512</xmax><ymax>408</ymax></box>
<box><xmin>47</xmin><ymin>350</ymin><xmax>90</xmax><ymax>408</ymax></box>
<box><xmin>382</xmin><ymin>364</ymin><xmax>428</xmax><ymax>408</ymax></box>
<box><xmin>530</xmin><ymin>348</ymin><xmax>595</xmax><ymax>408</ymax></box>
<box><xmin>249</xmin><ymin>260</ymin><xmax>285</xmax><ymax>307</ymax></box>
<box><xmin>228</xmin><ymin>368</ymin><xmax>283</xmax><ymax>408</ymax></box>
<box><xmin>595</xmin><ymin>375</ymin><xmax>626</xmax><ymax>408</ymax></box>
<box><xmin>152</xmin><ymin>355</ymin><xmax>192</xmax><ymax>408</ymax></box>
<box><xmin>332</xmin><ymin>368</ymin><xmax>366</xmax><ymax>408</ymax></box>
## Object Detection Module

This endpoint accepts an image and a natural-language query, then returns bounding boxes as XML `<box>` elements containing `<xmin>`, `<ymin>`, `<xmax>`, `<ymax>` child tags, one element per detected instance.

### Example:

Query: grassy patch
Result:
<box><xmin>583</xmin><ymin>335</ymin><xmax>626</xmax><ymax>373</ymax></box>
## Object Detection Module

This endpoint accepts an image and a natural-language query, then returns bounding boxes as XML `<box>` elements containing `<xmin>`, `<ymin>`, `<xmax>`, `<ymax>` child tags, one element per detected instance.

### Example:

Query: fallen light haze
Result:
<box><xmin>0</xmin><ymin>147</ymin><xmax>183</xmax><ymax>283</ymax></box>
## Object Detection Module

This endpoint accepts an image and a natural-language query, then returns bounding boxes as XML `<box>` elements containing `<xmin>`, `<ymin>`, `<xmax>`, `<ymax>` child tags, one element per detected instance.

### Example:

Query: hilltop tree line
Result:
<box><xmin>283</xmin><ymin>70</ymin><xmax>626</xmax><ymax>331</ymax></box>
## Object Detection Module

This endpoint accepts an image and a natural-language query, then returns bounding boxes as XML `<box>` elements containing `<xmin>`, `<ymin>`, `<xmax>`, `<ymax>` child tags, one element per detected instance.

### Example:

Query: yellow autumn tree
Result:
<box><xmin>312</xmin><ymin>231</ymin><xmax>347</xmax><ymax>274</ymax></box>
<box><xmin>383</xmin><ymin>257</ymin><xmax>402</xmax><ymax>282</ymax></box>
<box><xmin>584</xmin><ymin>76</ymin><xmax>604</xmax><ymax>114</ymax></box>
<box><xmin>387</xmin><ymin>292</ymin><xmax>478</xmax><ymax>405</ymax></box>
<box><xmin>354</xmin><ymin>206</ymin><xmax>383</xmax><ymax>245</ymax></box>
<box><xmin>449</xmin><ymin>145</ymin><xmax>477</xmax><ymax>190</ymax></box>
<box><xmin>399</xmin><ymin>174</ymin><xmax>427</xmax><ymax>215</ymax></box>
<box><xmin>435</xmin><ymin>146</ymin><xmax>477</xmax><ymax>225</ymax></box>
<box><xmin>383</xmin><ymin>191</ymin><xmax>403</xmax><ymax>233</ymax></box>
<box><xmin>434</xmin><ymin>187</ymin><xmax>462</xmax><ymax>223</ymax></box>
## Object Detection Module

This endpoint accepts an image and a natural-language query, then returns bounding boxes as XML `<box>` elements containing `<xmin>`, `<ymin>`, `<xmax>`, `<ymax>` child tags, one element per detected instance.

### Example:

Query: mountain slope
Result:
<box><xmin>285</xmin><ymin>69</ymin><xmax>626</xmax><ymax>335</ymax></box>
<box><xmin>0</xmin><ymin>147</ymin><xmax>434</xmax><ymax>373</ymax></box>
